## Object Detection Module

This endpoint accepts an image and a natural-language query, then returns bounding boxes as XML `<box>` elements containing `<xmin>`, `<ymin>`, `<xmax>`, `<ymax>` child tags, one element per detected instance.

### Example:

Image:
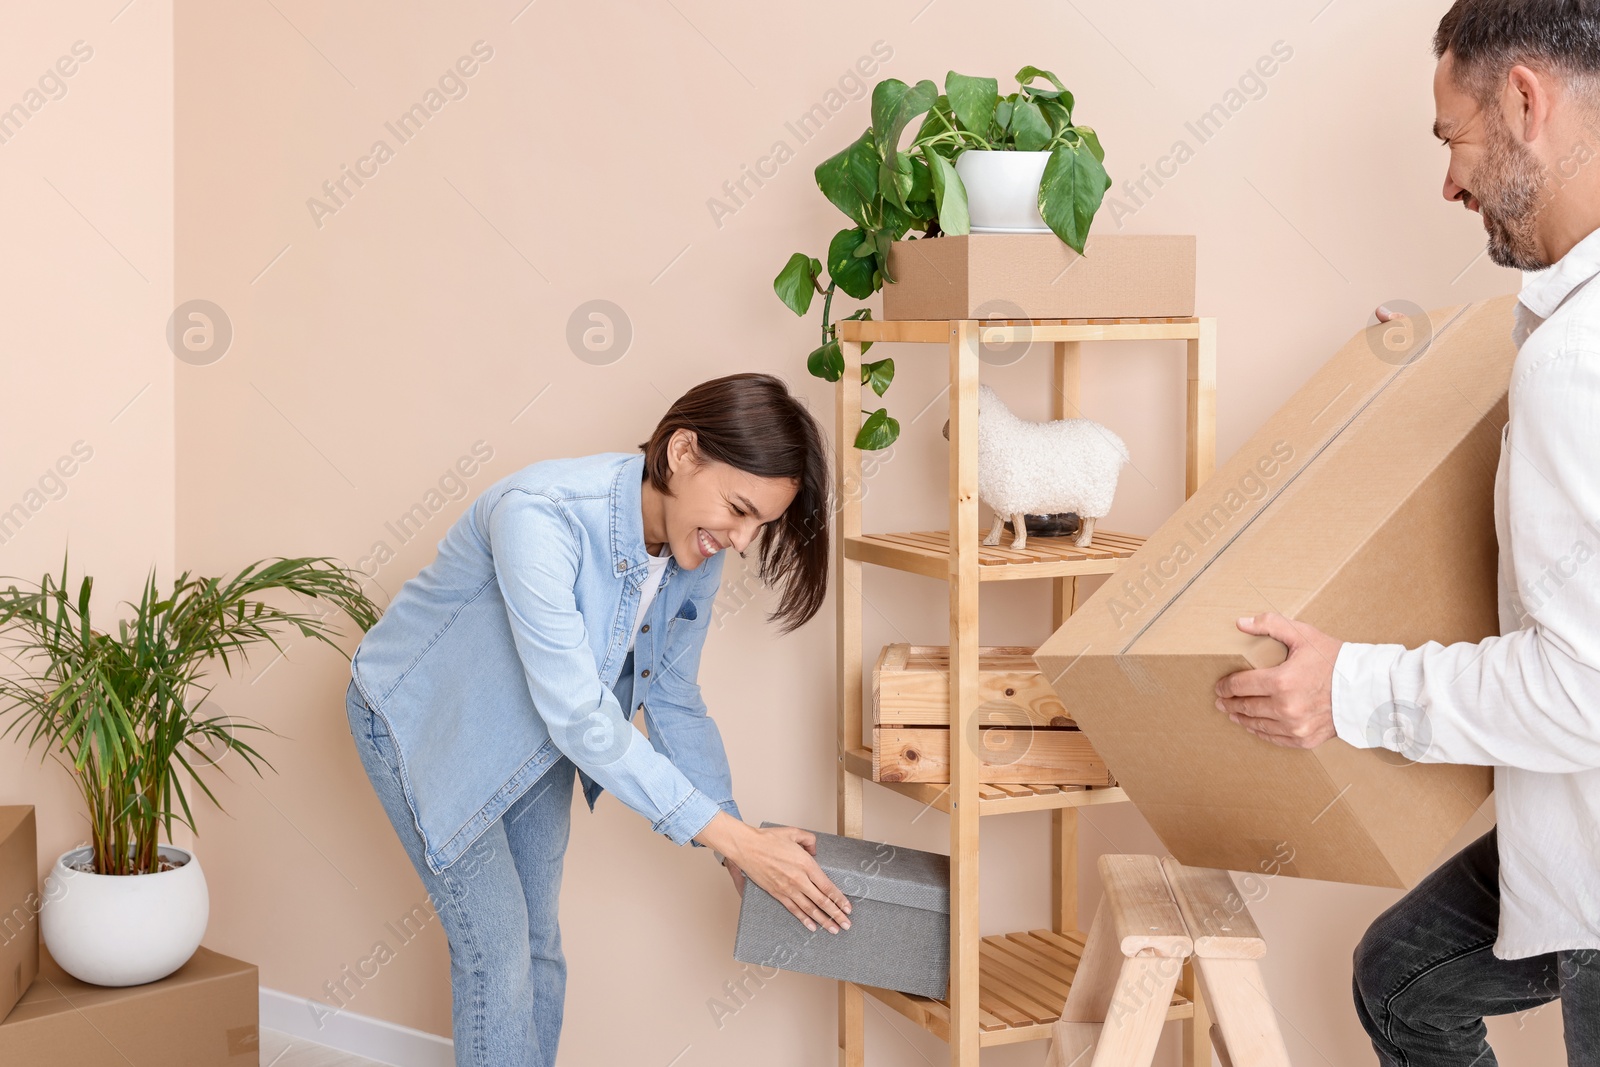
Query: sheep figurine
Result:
<box><xmin>944</xmin><ymin>385</ymin><xmax>1130</xmax><ymax>550</ymax></box>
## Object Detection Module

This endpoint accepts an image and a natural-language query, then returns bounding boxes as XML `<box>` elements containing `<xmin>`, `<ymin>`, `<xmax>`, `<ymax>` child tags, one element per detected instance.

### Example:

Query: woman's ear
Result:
<box><xmin>667</xmin><ymin>428</ymin><xmax>699</xmax><ymax>475</ymax></box>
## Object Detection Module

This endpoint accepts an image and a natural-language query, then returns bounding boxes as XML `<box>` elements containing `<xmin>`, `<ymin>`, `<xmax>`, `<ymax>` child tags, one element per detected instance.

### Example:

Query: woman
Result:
<box><xmin>344</xmin><ymin>372</ymin><xmax>853</xmax><ymax>1067</ymax></box>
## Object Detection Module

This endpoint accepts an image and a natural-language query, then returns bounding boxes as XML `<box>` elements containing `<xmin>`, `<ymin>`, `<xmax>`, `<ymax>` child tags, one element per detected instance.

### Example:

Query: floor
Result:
<box><xmin>260</xmin><ymin>1027</ymin><xmax>395</xmax><ymax>1067</ymax></box>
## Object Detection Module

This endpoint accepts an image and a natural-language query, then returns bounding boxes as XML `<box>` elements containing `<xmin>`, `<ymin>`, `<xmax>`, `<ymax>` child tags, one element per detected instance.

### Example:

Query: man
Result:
<box><xmin>1212</xmin><ymin>2</ymin><xmax>1600</xmax><ymax>1063</ymax></box>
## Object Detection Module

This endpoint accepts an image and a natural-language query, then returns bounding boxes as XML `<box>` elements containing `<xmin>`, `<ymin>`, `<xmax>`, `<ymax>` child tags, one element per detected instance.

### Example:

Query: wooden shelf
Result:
<box><xmin>845</xmin><ymin>529</ymin><xmax>1146</xmax><ymax>581</ymax></box>
<box><xmin>833</xmin><ymin>312</ymin><xmax>1218</xmax><ymax>1064</ymax></box>
<box><xmin>836</xmin><ymin>316</ymin><xmax>1205</xmax><ymax>345</ymax></box>
<box><xmin>852</xmin><ymin>927</ymin><xmax>1194</xmax><ymax>1048</ymax></box>
<box><xmin>842</xmin><ymin>747</ymin><xmax>1129</xmax><ymax>815</ymax></box>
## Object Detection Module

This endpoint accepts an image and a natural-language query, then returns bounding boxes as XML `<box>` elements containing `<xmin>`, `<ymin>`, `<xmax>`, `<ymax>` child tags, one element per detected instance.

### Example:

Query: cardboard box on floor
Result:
<box><xmin>0</xmin><ymin>943</ymin><xmax>258</xmax><ymax>1064</ymax></box>
<box><xmin>0</xmin><ymin>807</ymin><xmax>39</xmax><ymax>1023</ymax></box>
<box><xmin>1034</xmin><ymin>294</ymin><xmax>1518</xmax><ymax>889</ymax></box>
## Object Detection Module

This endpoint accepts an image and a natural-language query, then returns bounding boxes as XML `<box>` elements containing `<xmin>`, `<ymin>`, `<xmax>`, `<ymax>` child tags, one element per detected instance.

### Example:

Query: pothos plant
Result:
<box><xmin>774</xmin><ymin>66</ymin><xmax>1111</xmax><ymax>450</ymax></box>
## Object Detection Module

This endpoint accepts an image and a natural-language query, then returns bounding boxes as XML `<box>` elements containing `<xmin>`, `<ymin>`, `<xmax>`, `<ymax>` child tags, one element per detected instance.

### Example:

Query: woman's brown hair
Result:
<box><xmin>639</xmin><ymin>372</ymin><xmax>830</xmax><ymax>634</ymax></box>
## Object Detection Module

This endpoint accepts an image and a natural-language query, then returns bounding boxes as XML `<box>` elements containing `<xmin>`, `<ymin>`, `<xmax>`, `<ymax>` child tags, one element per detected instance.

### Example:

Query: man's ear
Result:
<box><xmin>1504</xmin><ymin>62</ymin><xmax>1552</xmax><ymax>144</ymax></box>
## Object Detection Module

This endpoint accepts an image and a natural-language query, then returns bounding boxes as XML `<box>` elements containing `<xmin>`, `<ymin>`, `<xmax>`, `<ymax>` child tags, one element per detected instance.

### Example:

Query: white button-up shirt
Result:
<box><xmin>1331</xmin><ymin>225</ymin><xmax>1600</xmax><ymax>960</ymax></box>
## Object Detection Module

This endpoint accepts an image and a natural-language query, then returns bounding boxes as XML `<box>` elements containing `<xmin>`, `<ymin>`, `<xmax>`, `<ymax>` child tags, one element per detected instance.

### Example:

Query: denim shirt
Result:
<box><xmin>350</xmin><ymin>450</ymin><xmax>741</xmax><ymax>875</ymax></box>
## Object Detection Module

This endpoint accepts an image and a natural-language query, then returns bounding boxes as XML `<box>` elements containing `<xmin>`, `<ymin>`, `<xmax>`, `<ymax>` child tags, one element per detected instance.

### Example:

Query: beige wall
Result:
<box><xmin>1</xmin><ymin>0</ymin><xmax>182</xmax><ymax>934</ymax></box>
<box><xmin>3</xmin><ymin>0</ymin><xmax>1571</xmax><ymax>1063</ymax></box>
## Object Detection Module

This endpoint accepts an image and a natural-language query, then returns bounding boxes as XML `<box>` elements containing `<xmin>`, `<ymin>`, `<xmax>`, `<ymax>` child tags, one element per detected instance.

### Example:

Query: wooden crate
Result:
<box><xmin>871</xmin><ymin>644</ymin><xmax>1113</xmax><ymax>786</ymax></box>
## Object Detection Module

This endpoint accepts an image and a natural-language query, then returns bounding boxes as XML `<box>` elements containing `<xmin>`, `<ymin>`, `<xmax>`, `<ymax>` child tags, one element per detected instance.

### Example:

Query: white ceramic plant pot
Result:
<box><xmin>955</xmin><ymin>150</ymin><xmax>1053</xmax><ymax>233</ymax></box>
<box><xmin>40</xmin><ymin>844</ymin><xmax>209</xmax><ymax>986</ymax></box>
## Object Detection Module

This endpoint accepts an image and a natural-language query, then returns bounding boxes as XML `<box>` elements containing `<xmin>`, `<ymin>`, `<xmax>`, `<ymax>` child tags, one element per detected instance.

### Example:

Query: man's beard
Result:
<box><xmin>1474</xmin><ymin>116</ymin><xmax>1548</xmax><ymax>270</ymax></box>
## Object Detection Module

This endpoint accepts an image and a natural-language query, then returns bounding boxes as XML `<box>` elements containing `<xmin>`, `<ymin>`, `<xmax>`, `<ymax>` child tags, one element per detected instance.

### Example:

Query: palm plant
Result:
<box><xmin>0</xmin><ymin>551</ymin><xmax>380</xmax><ymax>876</ymax></box>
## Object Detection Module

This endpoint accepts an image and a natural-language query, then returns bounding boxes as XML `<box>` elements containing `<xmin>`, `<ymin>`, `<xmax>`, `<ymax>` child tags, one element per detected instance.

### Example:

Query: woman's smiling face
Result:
<box><xmin>645</xmin><ymin>429</ymin><xmax>799</xmax><ymax>570</ymax></box>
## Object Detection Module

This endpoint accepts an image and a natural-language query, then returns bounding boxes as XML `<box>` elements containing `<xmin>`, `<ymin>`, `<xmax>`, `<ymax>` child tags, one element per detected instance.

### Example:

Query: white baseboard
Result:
<box><xmin>259</xmin><ymin>985</ymin><xmax>455</xmax><ymax>1067</ymax></box>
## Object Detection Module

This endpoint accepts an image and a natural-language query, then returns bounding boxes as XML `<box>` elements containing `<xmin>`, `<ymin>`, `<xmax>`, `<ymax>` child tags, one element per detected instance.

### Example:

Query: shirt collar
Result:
<box><xmin>610</xmin><ymin>452</ymin><xmax>650</xmax><ymax>575</ymax></box>
<box><xmin>1518</xmin><ymin>224</ymin><xmax>1600</xmax><ymax>321</ymax></box>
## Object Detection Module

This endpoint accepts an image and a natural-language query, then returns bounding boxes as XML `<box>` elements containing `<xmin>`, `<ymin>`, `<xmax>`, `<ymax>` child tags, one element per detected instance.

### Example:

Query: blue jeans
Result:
<box><xmin>346</xmin><ymin>678</ymin><xmax>576</xmax><ymax>1067</ymax></box>
<box><xmin>1353</xmin><ymin>828</ymin><xmax>1600</xmax><ymax>1066</ymax></box>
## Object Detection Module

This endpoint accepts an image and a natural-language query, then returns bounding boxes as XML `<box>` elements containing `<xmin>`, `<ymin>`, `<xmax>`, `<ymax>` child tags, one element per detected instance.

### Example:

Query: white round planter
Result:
<box><xmin>41</xmin><ymin>844</ymin><xmax>209</xmax><ymax>986</ymax></box>
<box><xmin>955</xmin><ymin>150</ymin><xmax>1053</xmax><ymax>233</ymax></box>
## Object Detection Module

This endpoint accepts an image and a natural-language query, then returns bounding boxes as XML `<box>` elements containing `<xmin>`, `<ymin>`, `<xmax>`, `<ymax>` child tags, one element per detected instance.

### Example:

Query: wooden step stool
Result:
<box><xmin>1045</xmin><ymin>855</ymin><xmax>1290</xmax><ymax>1067</ymax></box>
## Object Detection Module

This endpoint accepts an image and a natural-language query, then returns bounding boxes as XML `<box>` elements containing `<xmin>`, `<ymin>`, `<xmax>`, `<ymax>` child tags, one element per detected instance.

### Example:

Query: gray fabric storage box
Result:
<box><xmin>732</xmin><ymin>822</ymin><xmax>950</xmax><ymax>998</ymax></box>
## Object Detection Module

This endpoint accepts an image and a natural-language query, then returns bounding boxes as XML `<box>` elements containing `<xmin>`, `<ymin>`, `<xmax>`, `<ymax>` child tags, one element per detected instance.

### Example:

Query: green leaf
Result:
<box><xmin>844</xmin><ymin>130</ymin><xmax>880</xmax><ymax>202</ymax></box>
<box><xmin>871</xmin><ymin>78</ymin><xmax>938</xmax><ymax>157</ymax></box>
<box><xmin>855</xmin><ymin>408</ymin><xmax>900</xmax><ymax>450</ymax></box>
<box><xmin>1037</xmin><ymin>96</ymin><xmax>1073</xmax><ymax>135</ymax></box>
<box><xmin>1077</xmin><ymin>126</ymin><xmax>1106</xmax><ymax>163</ymax></box>
<box><xmin>871</xmin><ymin>79</ymin><xmax>912</xmax><ymax>147</ymax></box>
<box><xmin>828</xmin><ymin>227</ymin><xmax>877</xmax><ymax>300</ymax></box>
<box><xmin>913</xmin><ymin>94</ymin><xmax>950</xmax><ymax>145</ymax></box>
<box><xmin>945</xmin><ymin>71</ymin><xmax>999</xmax><ymax>134</ymax></box>
<box><xmin>1016</xmin><ymin>66</ymin><xmax>1073</xmax><ymax>112</ymax></box>
<box><xmin>807</xmin><ymin>340</ymin><xmax>845</xmax><ymax>382</ymax></box>
<box><xmin>773</xmin><ymin>253</ymin><xmax>821</xmax><ymax>316</ymax></box>
<box><xmin>841</xmin><ymin>307</ymin><xmax>874</xmax><ymax>356</ymax></box>
<box><xmin>1010</xmin><ymin>100</ymin><xmax>1051</xmax><ymax>151</ymax></box>
<box><xmin>908</xmin><ymin>154</ymin><xmax>933</xmax><ymax>204</ymax></box>
<box><xmin>871</xmin><ymin>228</ymin><xmax>897</xmax><ymax>285</ymax></box>
<box><xmin>925</xmin><ymin>150</ymin><xmax>970</xmax><ymax>236</ymax></box>
<box><xmin>815</xmin><ymin>130</ymin><xmax>877</xmax><ymax>227</ymax></box>
<box><xmin>1037</xmin><ymin>141</ymin><xmax>1112</xmax><ymax>254</ymax></box>
<box><xmin>862</xmin><ymin>358</ymin><xmax>895</xmax><ymax>397</ymax></box>
<box><xmin>879</xmin><ymin>199</ymin><xmax>920</xmax><ymax>240</ymax></box>
<box><xmin>994</xmin><ymin>98</ymin><xmax>1013</xmax><ymax>134</ymax></box>
<box><xmin>878</xmin><ymin>150</ymin><xmax>915</xmax><ymax>210</ymax></box>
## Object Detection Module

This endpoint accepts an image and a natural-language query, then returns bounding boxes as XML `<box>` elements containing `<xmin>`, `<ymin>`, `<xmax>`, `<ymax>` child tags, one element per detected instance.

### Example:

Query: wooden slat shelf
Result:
<box><xmin>836</xmin><ymin>316</ymin><xmax>1205</xmax><ymax>345</ymax></box>
<box><xmin>846</xmin><ymin>529</ymin><xmax>1146</xmax><ymax>581</ymax></box>
<box><xmin>853</xmin><ymin>928</ymin><xmax>1194</xmax><ymax>1047</ymax></box>
<box><xmin>842</xmin><ymin>747</ymin><xmax>1129</xmax><ymax>815</ymax></box>
<box><xmin>833</xmin><ymin>312</ymin><xmax>1218</xmax><ymax>1065</ymax></box>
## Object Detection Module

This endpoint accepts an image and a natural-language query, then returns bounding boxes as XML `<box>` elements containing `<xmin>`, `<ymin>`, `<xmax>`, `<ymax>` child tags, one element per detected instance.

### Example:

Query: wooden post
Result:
<box><xmin>1182</xmin><ymin>318</ymin><xmax>1216</xmax><ymax>1063</ymax></box>
<box><xmin>836</xmin><ymin>337</ymin><xmax>865</xmax><ymax>1067</ymax></box>
<box><xmin>1186</xmin><ymin>319</ymin><xmax>1217</xmax><ymax>498</ymax></box>
<box><xmin>949</xmin><ymin>320</ymin><xmax>982</xmax><ymax>1064</ymax></box>
<box><xmin>1051</xmin><ymin>337</ymin><xmax>1084</xmax><ymax>935</ymax></box>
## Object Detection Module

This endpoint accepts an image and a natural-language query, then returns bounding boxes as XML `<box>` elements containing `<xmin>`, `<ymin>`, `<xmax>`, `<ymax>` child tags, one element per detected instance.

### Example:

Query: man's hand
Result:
<box><xmin>1214</xmin><ymin>612</ymin><xmax>1345</xmax><ymax>748</ymax></box>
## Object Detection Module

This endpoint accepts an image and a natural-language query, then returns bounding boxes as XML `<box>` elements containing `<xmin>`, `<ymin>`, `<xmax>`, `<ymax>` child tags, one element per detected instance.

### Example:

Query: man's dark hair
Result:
<box><xmin>1435</xmin><ymin>0</ymin><xmax>1600</xmax><ymax>105</ymax></box>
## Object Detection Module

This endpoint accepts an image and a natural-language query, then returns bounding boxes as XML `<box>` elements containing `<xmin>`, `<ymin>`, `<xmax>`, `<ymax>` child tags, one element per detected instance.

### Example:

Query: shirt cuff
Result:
<box><xmin>689</xmin><ymin>798</ymin><xmax>742</xmax><ymax>850</ymax></box>
<box><xmin>1330</xmin><ymin>640</ymin><xmax>1409</xmax><ymax>748</ymax></box>
<box><xmin>655</xmin><ymin>786</ymin><xmax>723</xmax><ymax>848</ymax></box>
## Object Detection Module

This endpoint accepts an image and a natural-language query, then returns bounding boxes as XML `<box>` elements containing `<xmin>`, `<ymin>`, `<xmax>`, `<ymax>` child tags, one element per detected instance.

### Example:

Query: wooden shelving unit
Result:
<box><xmin>832</xmin><ymin>313</ymin><xmax>1217</xmax><ymax>1065</ymax></box>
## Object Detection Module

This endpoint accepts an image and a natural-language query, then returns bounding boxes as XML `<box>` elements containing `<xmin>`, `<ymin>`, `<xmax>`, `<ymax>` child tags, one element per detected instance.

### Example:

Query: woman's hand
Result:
<box><xmin>695</xmin><ymin>813</ymin><xmax>853</xmax><ymax>932</ymax></box>
<box><xmin>730</xmin><ymin>824</ymin><xmax>853</xmax><ymax>933</ymax></box>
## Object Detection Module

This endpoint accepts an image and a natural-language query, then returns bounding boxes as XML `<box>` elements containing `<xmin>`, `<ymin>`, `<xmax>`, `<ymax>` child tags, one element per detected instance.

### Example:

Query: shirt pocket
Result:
<box><xmin>667</xmin><ymin>597</ymin><xmax>698</xmax><ymax>629</ymax></box>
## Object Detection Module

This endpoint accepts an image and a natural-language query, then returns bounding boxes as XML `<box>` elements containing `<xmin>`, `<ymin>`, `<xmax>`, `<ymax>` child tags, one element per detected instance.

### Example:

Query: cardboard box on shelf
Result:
<box><xmin>733</xmin><ymin>822</ymin><xmax>950</xmax><ymax>999</ymax></box>
<box><xmin>0</xmin><ymin>807</ymin><xmax>39</xmax><ymax>1024</ymax></box>
<box><xmin>871</xmin><ymin>644</ymin><xmax>1113</xmax><ymax>786</ymax></box>
<box><xmin>0</xmin><ymin>943</ymin><xmax>258</xmax><ymax>1065</ymax></box>
<box><xmin>1034</xmin><ymin>294</ymin><xmax>1518</xmax><ymax>889</ymax></box>
<box><xmin>881</xmin><ymin>233</ymin><xmax>1195</xmax><ymax>321</ymax></box>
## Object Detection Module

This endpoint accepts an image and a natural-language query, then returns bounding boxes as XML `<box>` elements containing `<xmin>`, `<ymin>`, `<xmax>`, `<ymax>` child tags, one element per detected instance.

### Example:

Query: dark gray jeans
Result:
<box><xmin>1353</xmin><ymin>828</ymin><xmax>1600</xmax><ymax>1065</ymax></box>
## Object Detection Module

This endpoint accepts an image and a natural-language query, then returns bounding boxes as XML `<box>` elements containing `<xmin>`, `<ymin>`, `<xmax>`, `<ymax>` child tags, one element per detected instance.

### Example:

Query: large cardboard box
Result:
<box><xmin>882</xmin><ymin>233</ymin><xmax>1195</xmax><ymax>321</ymax></box>
<box><xmin>0</xmin><ymin>807</ymin><xmax>39</xmax><ymax>1024</ymax></box>
<box><xmin>0</xmin><ymin>943</ymin><xmax>258</xmax><ymax>1064</ymax></box>
<box><xmin>1034</xmin><ymin>294</ymin><xmax>1517</xmax><ymax>888</ymax></box>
